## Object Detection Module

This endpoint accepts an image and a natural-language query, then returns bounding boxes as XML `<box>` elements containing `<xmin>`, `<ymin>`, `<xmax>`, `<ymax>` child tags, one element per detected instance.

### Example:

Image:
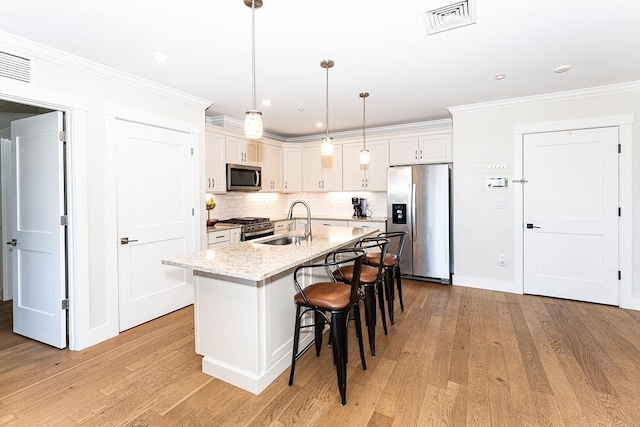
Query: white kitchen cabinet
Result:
<box><xmin>311</xmin><ymin>219</ymin><xmax>346</xmax><ymax>228</ymax></box>
<box><xmin>208</xmin><ymin>229</ymin><xmax>230</xmax><ymax>248</ymax></box>
<box><xmin>347</xmin><ymin>220</ymin><xmax>386</xmax><ymax>233</ymax></box>
<box><xmin>389</xmin><ymin>133</ymin><xmax>452</xmax><ymax>165</ymax></box>
<box><xmin>226</xmin><ymin>135</ymin><xmax>258</xmax><ymax>164</ymax></box>
<box><xmin>283</xmin><ymin>145</ymin><xmax>302</xmax><ymax>192</ymax></box>
<box><xmin>205</xmin><ymin>130</ymin><xmax>226</xmax><ymax>193</ymax></box>
<box><xmin>302</xmin><ymin>143</ymin><xmax>342</xmax><ymax>192</ymax></box>
<box><xmin>229</xmin><ymin>228</ymin><xmax>242</xmax><ymax>244</ymax></box>
<box><xmin>342</xmin><ymin>139</ymin><xmax>389</xmax><ymax>191</ymax></box>
<box><xmin>259</xmin><ymin>142</ymin><xmax>283</xmax><ymax>192</ymax></box>
<box><xmin>273</xmin><ymin>220</ymin><xmax>294</xmax><ymax>233</ymax></box>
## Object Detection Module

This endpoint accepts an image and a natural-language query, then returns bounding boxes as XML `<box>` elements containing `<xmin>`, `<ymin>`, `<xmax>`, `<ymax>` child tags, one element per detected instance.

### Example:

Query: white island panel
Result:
<box><xmin>162</xmin><ymin>225</ymin><xmax>380</xmax><ymax>394</ymax></box>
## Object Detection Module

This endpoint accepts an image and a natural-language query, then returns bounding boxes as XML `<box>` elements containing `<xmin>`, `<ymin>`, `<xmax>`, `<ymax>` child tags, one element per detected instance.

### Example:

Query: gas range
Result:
<box><xmin>216</xmin><ymin>217</ymin><xmax>274</xmax><ymax>241</ymax></box>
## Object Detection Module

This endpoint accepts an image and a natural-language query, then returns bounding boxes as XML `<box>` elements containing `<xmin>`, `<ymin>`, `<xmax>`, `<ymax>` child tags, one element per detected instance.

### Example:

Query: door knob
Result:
<box><xmin>120</xmin><ymin>237</ymin><xmax>139</xmax><ymax>244</ymax></box>
<box><xmin>6</xmin><ymin>239</ymin><xmax>17</xmax><ymax>246</ymax></box>
<box><xmin>526</xmin><ymin>224</ymin><xmax>541</xmax><ymax>229</ymax></box>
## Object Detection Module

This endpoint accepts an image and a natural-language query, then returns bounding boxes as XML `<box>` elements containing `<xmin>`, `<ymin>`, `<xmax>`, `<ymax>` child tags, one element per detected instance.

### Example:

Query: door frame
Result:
<box><xmin>0</xmin><ymin>80</ymin><xmax>89</xmax><ymax>350</ymax></box>
<box><xmin>513</xmin><ymin>114</ymin><xmax>634</xmax><ymax>309</ymax></box>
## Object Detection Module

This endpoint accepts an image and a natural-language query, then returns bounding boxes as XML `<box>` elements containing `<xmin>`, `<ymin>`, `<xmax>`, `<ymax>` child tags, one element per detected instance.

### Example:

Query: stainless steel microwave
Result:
<box><xmin>226</xmin><ymin>163</ymin><xmax>262</xmax><ymax>191</ymax></box>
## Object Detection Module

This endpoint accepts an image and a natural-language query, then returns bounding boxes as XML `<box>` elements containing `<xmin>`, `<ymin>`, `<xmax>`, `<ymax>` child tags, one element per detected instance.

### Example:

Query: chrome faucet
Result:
<box><xmin>287</xmin><ymin>200</ymin><xmax>312</xmax><ymax>240</ymax></box>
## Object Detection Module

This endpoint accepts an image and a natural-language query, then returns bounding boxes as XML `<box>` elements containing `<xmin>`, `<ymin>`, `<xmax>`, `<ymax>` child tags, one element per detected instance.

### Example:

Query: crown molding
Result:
<box><xmin>205</xmin><ymin>115</ymin><xmax>286</xmax><ymax>142</ymax></box>
<box><xmin>0</xmin><ymin>30</ymin><xmax>212</xmax><ymax>109</ymax></box>
<box><xmin>448</xmin><ymin>80</ymin><xmax>640</xmax><ymax>115</ymax></box>
<box><xmin>285</xmin><ymin>118</ymin><xmax>453</xmax><ymax>143</ymax></box>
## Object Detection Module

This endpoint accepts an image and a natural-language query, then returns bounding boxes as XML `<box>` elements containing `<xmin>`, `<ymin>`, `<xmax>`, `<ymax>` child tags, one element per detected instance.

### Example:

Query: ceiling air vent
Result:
<box><xmin>421</xmin><ymin>0</ymin><xmax>476</xmax><ymax>35</ymax></box>
<box><xmin>0</xmin><ymin>50</ymin><xmax>31</xmax><ymax>83</ymax></box>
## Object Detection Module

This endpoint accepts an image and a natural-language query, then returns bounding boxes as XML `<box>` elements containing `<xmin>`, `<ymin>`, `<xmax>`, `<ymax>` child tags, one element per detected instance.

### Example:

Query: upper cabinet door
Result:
<box><xmin>342</xmin><ymin>142</ymin><xmax>366</xmax><ymax>191</ymax></box>
<box><xmin>364</xmin><ymin>139</ymin><xmax>389</xmax><ymax>191</ymax></box>
<box><xmin>390</xmin><ymin>133</ymin><xmax>452</xmax><ymax>165</ymax></box>
<box><xmin>389</xmin><ymin>136</ymin><xmax>419</xmax><ymax>165</ymax></box>
<box><xmin>419</xmin><ymin>134</ymin><xmax>452</xmax><ymax>163</ymax></box>
<box><xmin>205</xmin><ymin>131</ymin><xmax>226</xmax><ymax>193</ymax></box>
<box><xmin>320</xmin><ymin>144</ymin><xmax>342</xmax><ymax>191</ymax></box>
<box><xmin>302</xmin><ymin>145</ymin><xmax>323</xmax><ymax>192</ymax></box>
<box><xmin>259</xmin><ymin>142</ymin><xmax>283</xmax><ymax>192</ymax></box>
<box><xmin>283</xmin><ymin>146</ymin><xmax>302</xmax><ymax>192</ymax></box>
<box><xmin>226</xmin><ymin>136</ymin><xmax>258</xmax><ymax>164</ymax></box>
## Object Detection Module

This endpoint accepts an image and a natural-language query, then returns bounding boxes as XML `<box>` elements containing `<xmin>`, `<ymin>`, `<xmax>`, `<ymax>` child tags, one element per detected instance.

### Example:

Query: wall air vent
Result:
<box><xmin>0</xmin><ymin>50</ymin><xmax>31</xmax><ymax>83</ymax></box>
<box><xmin>421</xmin><ymin>0</ymin><xmax>476</xmax><ymax>35</ymax></box>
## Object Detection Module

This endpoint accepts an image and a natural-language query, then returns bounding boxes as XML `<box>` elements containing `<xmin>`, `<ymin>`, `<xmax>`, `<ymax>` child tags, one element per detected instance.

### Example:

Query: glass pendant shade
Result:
<box><xmin>244</xmin><ymin>110</ymin><xmax>263</xmax><ymax>139</ymax></box>
<box><xmin>321</xmin><ymin>136</ymin><xmax>334</xmax><ymax>156</ymax></box>
<box><xmin>359</xmin><ymin>149</ymin><xmax>370</xmax><ymax>165</ymax></box>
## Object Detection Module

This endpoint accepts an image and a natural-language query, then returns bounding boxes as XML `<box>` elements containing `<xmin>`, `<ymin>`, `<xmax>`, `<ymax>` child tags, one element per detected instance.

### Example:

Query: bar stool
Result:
<box><xmin>332</xmin><ymin>237</ymin><xmax>389</xmax><ymax>358</ymax></box>
<box><xmin>288</xmin><ymin>247</ymin><xmax>366</xmax><ymax>406</ymax></box>
<box><xmin>366</xmin><ymin>231</ymin><xmax>407</xmax><ymax>325</ymax></box>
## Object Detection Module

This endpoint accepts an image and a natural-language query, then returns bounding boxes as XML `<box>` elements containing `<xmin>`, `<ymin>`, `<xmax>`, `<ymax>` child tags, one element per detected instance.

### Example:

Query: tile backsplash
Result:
<box><xmin>206</xmin><ymin>191</ymin><xmax>388</xmax><ymax>221</ymax></box>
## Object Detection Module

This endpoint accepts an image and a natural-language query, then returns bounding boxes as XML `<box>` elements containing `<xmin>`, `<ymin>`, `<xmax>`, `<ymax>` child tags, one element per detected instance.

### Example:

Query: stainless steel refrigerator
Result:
<box><xmin>387</xmin><ymin>164</ymin><xmax>452</xmax><ymax>283</ymax></box>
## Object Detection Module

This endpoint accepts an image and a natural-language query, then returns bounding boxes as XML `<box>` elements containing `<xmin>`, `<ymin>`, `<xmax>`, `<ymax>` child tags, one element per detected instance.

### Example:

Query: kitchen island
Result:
<box><xmin>162</xmin><ymin>225</ymin><xmax>378</xmax><ymax>394</ymax></box>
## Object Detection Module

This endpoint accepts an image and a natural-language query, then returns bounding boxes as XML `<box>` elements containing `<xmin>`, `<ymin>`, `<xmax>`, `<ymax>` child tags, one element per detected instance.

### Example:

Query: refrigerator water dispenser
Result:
<box><xmin>392</xmin><ymin>204</ymin><xmax>407</xmax><ymax>224</ymax></box>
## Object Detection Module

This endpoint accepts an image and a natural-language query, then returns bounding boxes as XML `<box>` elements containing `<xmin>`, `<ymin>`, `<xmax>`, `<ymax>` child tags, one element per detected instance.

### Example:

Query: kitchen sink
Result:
<box><xmin>258</xmin><ymin>235</ymin><xmax>305</xmax><ymax>246</ymax></box>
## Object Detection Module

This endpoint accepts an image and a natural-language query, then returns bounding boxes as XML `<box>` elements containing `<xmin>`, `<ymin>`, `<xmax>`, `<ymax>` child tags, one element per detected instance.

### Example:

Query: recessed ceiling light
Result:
<box><xmin>261</xmin><ymin>99</ymin><xmax>271</xmax><ymax>107</ymax></box>
<box><xmin>316</xmin><ymin>122</ymin><xmax>323</xmax><ymax>128</ymax></box>
<box><xmin>152</xmin><ymin>52</ymin><xmax>170</xmax><ymax>63</ymax></box>
<box><xmin>554</xmin><ymin>64</ymin><xmax>571</xmax><ymax>73</ymax></box>
<box><xmin>495</xmin><ymin>74</ymin><xmax>506</xmax><ymax>80</ymax></box>
<box><xmin>297</xmin><ymin>107</ymin><xmax>305</xmax><ymax>112</ymax></box>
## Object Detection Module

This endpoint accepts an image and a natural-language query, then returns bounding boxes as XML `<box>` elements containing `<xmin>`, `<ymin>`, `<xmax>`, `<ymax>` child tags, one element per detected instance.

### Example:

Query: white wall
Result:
<box><xmin>450</xmin><ymin>85</ymin><xmax>639</xmax><ymax>304</ymax></box>
<box><xmin>0</xmin><ymin>33</ymin><xmax>209</xmax><ymax>349</ymax></box>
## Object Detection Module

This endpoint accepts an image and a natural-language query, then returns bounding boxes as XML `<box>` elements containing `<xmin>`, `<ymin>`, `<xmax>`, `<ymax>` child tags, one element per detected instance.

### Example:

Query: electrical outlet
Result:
<box><xmin>498</xmin><ymin>254</ymin><xmax>506</xmax><ymax>266</ymax></box>
<box><xmin>494</xmin><ymin>199</ymin><xmax>505</xmax><ymax>209</ymax></box>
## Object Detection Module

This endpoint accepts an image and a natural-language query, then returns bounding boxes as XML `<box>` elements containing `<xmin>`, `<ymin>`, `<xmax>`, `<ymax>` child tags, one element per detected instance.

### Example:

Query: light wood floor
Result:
<box><xmin>2</xmin><ymin>280</ymin><xmax>640</xmax><ymax>426</ymax></box>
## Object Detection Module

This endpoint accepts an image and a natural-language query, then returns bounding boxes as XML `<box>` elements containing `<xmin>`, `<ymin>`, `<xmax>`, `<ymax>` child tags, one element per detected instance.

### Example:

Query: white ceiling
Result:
<box><xmin>1</xmin><ymin>0</ymin><xmax>638</xmax><ymax>137</ymax></box>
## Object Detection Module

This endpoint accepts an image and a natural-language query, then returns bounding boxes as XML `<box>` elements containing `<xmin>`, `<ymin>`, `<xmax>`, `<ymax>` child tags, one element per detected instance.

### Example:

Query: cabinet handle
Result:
<box><xmin>415</xmin><ymin>150</ymin><xmax>418</xmax><ymax>160</ymax></box>
<box><xmin>285</xmin><ymin>182</ymin><xmax>288</xmax><ymax>189</ymax></box>
<box><xmin>319</xmin><ymin>180</ymin><xmax>321</xmax><ymax>189</ymax></box>
<box><xmin>419</xmin><ymin>149</ymin><xmax>423</xmax><ymax>159</ymax></box>
<box><xmin>212</xmin><ymin>178</ymin><xmax>215</xmax><ymax>188</ymax></box>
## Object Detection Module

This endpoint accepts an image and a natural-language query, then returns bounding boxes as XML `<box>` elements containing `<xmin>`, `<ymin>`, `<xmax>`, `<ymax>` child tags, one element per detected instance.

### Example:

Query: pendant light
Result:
<box><xmin>359</xmin><ymin>92</ymin><xmax>370</xmax><ymax>165</ymax></box>
<box><xmin>244</xmin><ymin>0</ymin><xmax>263</xmax><ymax>139</ymax></box>
<box><xmin>320</xmin><ymin>59</ymin><xmax>334</xmax><ymax>156</ymax></box>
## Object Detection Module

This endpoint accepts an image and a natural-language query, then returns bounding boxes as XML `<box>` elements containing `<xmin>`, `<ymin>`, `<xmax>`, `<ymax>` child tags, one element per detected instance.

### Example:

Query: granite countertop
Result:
<box><xmin>163</xmin><ymin>225</ymin><xmax>380</xmax><ymax>281</ymax></box>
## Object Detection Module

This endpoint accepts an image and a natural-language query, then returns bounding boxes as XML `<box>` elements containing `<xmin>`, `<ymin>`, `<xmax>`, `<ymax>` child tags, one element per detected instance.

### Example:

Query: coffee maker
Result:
<box><xmin>352</xmin><ymin>197</ymin><xmax>361</xmax><ymax>217</ymax></box>
<box><xmin>352</xmin><ymin>197</ymin><xmax>368</xmax><ymax>218</ymax></box>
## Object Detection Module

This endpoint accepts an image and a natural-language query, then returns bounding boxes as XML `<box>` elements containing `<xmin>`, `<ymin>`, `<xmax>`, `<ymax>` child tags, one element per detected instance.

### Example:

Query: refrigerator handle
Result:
<box><xmin>411</xmin><ymin>183</ymin><xmax>417</xmax><ymax>241</ymax></box>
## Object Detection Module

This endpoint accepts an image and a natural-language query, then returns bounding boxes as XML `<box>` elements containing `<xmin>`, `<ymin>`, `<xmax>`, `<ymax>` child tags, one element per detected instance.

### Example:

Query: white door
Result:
<box><xmin>11</xmin><ymin>112</ymin><xmax>67</xmax><ymax>348</ymax></box>
<box><xmin>116</xmin><ymin>120</ymin><xmax>194</xmax><ymax>331</ymax></box>
<box><xmin>523</xmin><ymin>127</ymin><xmax>619</xmax><ymax>305</ymax></box>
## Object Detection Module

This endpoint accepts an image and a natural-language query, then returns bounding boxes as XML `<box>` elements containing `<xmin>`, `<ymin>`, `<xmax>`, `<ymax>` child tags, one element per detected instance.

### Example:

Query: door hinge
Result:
<box><xmin>513</xmin><ymin>179</ymin><xmax>529</xmax><ymax>184</ymax></box>
<box><xmin>191</xmin><ymin>147</ymin><xmax>194</xmax><ymax>155</ymax></box>
<box><xmin>61</xmin><ymin>299</ymin><xmax>69</xmax><ymax>310</ymax></box>
<box><xmin>619</xmin><ymin>207</ymin><xmax>621</xmax><ymax>217</ymax></box>
<box><xmin>60</xmin><ymin>215</ymin><xmax>68</xmax><ymax>226</ymax></box>
<box><xmin>618</xmin><ymin>271</ymin><xmax>621</xmax><ymax>280</ymax></box>
<box><xmin>192</xmin><ymin>208</ymin><xmax>195</xmax><ymax>216</ymax></box>
<box><xmin>59</xmin><ymin>131</ymin><xmax>67</xmax><ymax>142</ymax></box>
<box><xmin>618</xmin><ymin>143</ymin><xmax>621</xmax><ymax>153</ymax></box>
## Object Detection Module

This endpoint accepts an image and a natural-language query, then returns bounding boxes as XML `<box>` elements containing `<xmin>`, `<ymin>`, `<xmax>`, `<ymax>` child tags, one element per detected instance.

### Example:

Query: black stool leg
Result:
<box><xmin>363</xmin><ymin>284</ymin><xmax>377</xmax><ymax>356</ymax></box>
<box><xmin>331</xmin><ymin>310</ymin><xmax>349</xmax><ymax>405</ymax></box>
<box><xmin>352</xmin><ymin>302</ymin><xmax>367</xmax><ymax>371</ymax></box>
<box><xmin>314</xmin><ymin>310</ymin><xmax>324</xmax><ymax>356</ymax></box>
<box><xmin>395</xmin><ymin>265</ymin><xmax>404</xmax><ymax>311</ymax></box>
<box><xmin>376</xmin><ymin>280</ymin><xmax>388</xmax><ymax>335</ymax></box>
<box><xmin>288</xmin><ymin>305</ymin><xmax>302</xmax><ymax>386</ymax></box>
<box><xmin>384</xmin><ymin>266</ymin><xmax>395</xmax><ymax>325</ymax></box>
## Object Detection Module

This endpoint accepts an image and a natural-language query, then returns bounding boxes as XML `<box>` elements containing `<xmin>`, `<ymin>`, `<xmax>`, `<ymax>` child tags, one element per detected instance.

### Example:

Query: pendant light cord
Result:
<box><xmin>251</xmin><ymin>0</ymin><xmax>257</xmax><ymax>111</ymax></box>
<box><xmin>325</xmin><ymin>65</ymin><xmax>329</xmax><ymax>138</ymax></box>
<box><xmin>362</xmin><ymin>94</ymin><xmax>366</xmax><ymax>150</ymax></box>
